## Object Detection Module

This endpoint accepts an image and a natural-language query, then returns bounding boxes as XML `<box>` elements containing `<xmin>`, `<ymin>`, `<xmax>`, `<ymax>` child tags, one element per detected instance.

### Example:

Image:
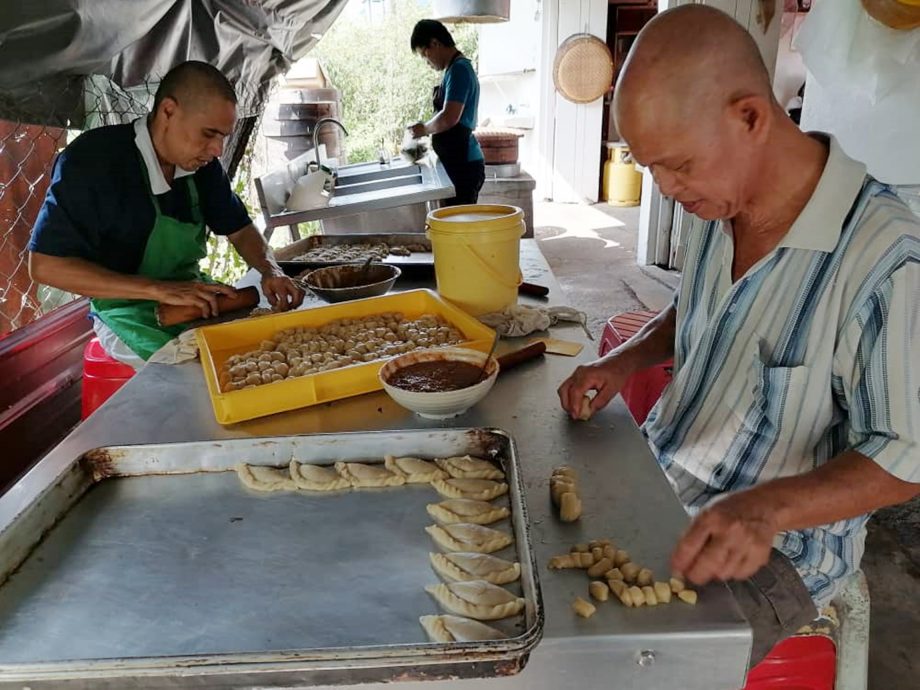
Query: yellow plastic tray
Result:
<box><xmin>196</xmin><ymin>289</ymin><xmax>496</xmax><ymax>425</ymax></box>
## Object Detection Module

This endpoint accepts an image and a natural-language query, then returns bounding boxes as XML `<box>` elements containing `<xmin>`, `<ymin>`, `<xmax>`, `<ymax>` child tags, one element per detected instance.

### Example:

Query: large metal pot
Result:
<box><xmin>433</xmin><ymin>0</ymin><xmax>510</xmax><ymax>23</ymax></box>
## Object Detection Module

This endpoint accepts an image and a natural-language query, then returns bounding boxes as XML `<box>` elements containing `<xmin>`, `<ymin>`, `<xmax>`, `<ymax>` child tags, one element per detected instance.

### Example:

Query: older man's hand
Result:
<box><xmin>671</xmin><ymin>490</ymin><xmax>778</xmax><ymax>586</ymax></box>
<box><xmin>261</xmin><ymin>270</ymin><xmax>305</xmax><ymax>312</ymax></box>
<box><xmin>408</xmin><ymin>122</ymin><xmax>428</xmax><ymax>139</ymax></box>
<box><xmin>557</xmin><ymin>354</ymin><xmax>634</xmax><ymax>420</ymax></box>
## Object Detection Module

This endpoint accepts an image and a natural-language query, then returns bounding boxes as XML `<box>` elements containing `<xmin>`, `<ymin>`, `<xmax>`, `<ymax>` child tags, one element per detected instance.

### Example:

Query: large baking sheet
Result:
<box><xmin>0</xmin><ymin>429</ymin><xmax>542</xmax><ymax>688</ymax></box>
<box><xmin>275</xmin><ymin>233</ymin><xmax>435</xmax><ymax>276</ymax></box>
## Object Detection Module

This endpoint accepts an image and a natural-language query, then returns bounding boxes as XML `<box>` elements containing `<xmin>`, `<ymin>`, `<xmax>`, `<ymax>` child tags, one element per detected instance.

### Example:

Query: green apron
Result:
<box><xmin>91</xmin><ymin>161</ymin><xmax>208</xmax><ymax>361</ymax></box>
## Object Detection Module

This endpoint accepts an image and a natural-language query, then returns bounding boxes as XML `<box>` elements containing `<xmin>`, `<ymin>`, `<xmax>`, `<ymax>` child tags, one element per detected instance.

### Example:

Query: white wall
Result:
<box><xmin>477</xmin><ymin>0</ymin><xmax>542</xmax><ymax>173</ymax></box>
<box><xmin>540</xmin><ymin>0</ymin><xmax>608</xmax><ymax>203</ymax></box>
<box><xmin>773</xmin><ymin>11</ymin><xmax>807</xmax><ymax>107</ymax></box>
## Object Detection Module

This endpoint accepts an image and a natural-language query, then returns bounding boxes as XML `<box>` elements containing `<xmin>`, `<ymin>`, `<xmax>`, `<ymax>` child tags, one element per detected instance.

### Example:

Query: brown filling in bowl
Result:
<box><xmin>385</xmin><ymin>360</ymin><xmax>486</xmax><ymax>393</ymax></box>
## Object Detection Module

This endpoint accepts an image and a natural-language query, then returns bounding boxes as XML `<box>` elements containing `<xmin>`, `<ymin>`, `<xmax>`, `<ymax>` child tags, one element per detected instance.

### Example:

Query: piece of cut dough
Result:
<box><xmin>419</xmin><ymin>614</ymin><xmax>507</xmax><ymax>643</ymax></box>
<box><xmin>236</xmin><ymin>463</ymin><xmax>296</xmax><ymax>492</ymax></box>
<box><xmin>426</xmin><ymin>523</ymin><xmax>513</xmax><ymax>554</ymax></box>
<box><xmin>435</xmin><ymin>455</ymin><xmax>505</xmax><ymax>480</ymax></box>
<box><xmin>384</xmin><ymin>455</ymin><xmax>447</xmax><ymax>483</ymax></box>
<box><xmin>425</xmin><ymin>580</ymin><xmax>525</xmax><ymax>620</ymax></box>
<box><xmin>426</xmin><ymin>498</ymin><xmax>510</xmax><ymax>525</ymax></box>
<box><xmin>334</xmin><ymin>461</ymin><xmax>406</xmax><ymax>488</ymax></box>
<box><xmin>289</xmin><ymin>460</ymin><xmax>350</xmax><ymax>491</ymax></box>
<box><xmin>431</xmin><ymin>477</ymin><xmax>508</xmax><ymax>501</ymax></box>
<box><xmin>430</xmin><ymin>552</ymin><xmax>521</xmax><ymax>585</ymax></box>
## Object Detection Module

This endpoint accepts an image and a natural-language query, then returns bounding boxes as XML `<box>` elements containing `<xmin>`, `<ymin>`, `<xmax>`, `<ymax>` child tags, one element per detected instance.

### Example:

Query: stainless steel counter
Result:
<box><xmin>1</xmin><ymin>240</ymin><xmax>751</xmax><ymax>689</ymax></box>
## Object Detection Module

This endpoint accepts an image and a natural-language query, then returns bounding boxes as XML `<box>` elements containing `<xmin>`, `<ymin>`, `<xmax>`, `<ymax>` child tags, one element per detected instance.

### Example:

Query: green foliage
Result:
<box><xmin>313</xmin><ymin>0</ymin><xmax>478</xmax><ymax>162</ymax></box>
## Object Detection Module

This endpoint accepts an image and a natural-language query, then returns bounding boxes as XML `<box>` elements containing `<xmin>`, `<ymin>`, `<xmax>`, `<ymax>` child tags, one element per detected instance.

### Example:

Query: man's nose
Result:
<box><xmin>209</xmin><ymin>138</ymin><xmax>225</xmax><ymax>158</ymax></box>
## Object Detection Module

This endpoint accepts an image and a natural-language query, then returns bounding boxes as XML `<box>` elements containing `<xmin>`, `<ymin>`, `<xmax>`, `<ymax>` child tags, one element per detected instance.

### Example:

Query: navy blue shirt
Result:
<box><xmin>29</xmin><ymin>123</ymin><xmax>251</xmax><ymax>275</ymax></box>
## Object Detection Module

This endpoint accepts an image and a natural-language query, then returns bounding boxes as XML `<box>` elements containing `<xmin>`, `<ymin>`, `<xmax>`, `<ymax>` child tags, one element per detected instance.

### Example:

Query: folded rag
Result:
<box><xmin>148</xmin><ymin>328</ymin><xmax>200</xmax><ymax>365</ymax></box>
<box><xmin>479</xmin><ymin>304</ymin><xmax>592</xmax><ymax>339</ymax></box>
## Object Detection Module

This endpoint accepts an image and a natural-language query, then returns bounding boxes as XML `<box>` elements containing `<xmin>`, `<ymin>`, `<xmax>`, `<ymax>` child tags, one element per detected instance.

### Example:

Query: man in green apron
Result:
<box><xmin>28</xmin><ymin>61</ymin><xmax>303</xmax><ymax>367</ymax></box>
<box><xmin>409</xmin><ymin>19</ymin><xmax>485</xmax><ymax>206</ymax></box>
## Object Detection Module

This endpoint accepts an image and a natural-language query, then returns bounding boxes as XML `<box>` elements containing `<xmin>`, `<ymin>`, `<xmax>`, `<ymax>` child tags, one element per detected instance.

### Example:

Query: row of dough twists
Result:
<box><xmin>235</xmin><ymin>454</ymin><xmax>506</xmax><ymax>493</ymax></box>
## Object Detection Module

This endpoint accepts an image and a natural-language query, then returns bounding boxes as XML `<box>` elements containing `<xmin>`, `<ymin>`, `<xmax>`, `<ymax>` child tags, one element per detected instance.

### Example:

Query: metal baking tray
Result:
<box><xmin>275</xmin><ymin>233</ymin><xmax>435</xmax><ymax>276</ymax></box>
<box><xmin>0</xmin><ymin>429</ymin><xmax>543</xmax><ymax>689</ymax></box>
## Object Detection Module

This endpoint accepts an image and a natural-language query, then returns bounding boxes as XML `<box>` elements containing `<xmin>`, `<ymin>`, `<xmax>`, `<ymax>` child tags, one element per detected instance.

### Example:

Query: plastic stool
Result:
<box><xmin>599</xmin><ymin>310</ymin><xmax>673</xmax><ymax>425</ymax></box>
<box><xmin>81</xmin><ymin>337</ymin><xmax>136</xmax><ymax>419</ymax></box>
<box><xmin>744</xmin><ymin>635</ymin><xmax>837</xmax><ymax>690</ymax></box>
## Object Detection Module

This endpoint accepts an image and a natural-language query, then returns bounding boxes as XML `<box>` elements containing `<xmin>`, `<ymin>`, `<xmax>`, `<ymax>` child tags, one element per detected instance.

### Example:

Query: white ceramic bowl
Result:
<box><xmin>378</xmin><ymin>347</ymin><xmax>499</xmax><ymax>420</ymax></box>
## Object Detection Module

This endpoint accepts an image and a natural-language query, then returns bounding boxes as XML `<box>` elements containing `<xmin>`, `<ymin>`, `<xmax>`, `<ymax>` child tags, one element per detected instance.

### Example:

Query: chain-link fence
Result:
<box><xmin>0</xmin><ymin>75</ymin><xmax>264</xmax><ymax>338</ymax></box>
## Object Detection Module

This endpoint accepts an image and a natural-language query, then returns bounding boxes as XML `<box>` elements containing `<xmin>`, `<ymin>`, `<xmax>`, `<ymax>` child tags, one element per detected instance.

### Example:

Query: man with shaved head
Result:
<box><xmin>560</xmin><ymin>5</ymin><xmax>919</xmax><ymax>663</ymax></box>
<box><xmin>29</xmin><ymin>61</ymin><xmax>303</xmax><ymax>366</ymax></box>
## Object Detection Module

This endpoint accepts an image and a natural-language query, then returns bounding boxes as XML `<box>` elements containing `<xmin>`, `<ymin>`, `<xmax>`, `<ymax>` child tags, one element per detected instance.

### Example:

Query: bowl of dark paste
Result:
<box><xmin>378</xmin><ymin>347</ymin><xmax>499</xmax><ymax>419</ymax></box>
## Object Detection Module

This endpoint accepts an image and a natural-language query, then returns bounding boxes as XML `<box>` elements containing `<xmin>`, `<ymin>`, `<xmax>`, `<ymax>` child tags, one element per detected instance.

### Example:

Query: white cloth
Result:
<box><xmin>479</xmin><ymin>304</ymin><xmax>590</xmax><ymax>338</ymax></box>
<box><xmin>133</xmin><ymin>116</ymin><xmax>195</xmax><ymax>194</ymax></box>
<box><xmin>92</xmin><ymin>317</ymin><xmax>147</xmax><ymax>370</ymax></box>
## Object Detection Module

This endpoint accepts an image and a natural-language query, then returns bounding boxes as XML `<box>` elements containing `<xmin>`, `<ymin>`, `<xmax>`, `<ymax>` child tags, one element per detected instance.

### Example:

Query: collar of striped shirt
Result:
<box><xmin>644</xmin><ymin>134</ymin><xmax>920</xmax><ymax>608</ymax></box>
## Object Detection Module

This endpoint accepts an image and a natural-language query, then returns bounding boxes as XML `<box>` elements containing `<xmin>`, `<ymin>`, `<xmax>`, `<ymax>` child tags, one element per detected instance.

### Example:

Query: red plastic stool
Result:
<box><xmin>743</xmin><ymin>635</ymin><xmax>837</xmax><ymax>690</ymax></box>
<box><xmin>81</xmin><ymin>337</ymin><xmax>136</xmax><ymax>419</ymax></box>
<box><xmin>599</xmin><ymin>310</ymin><xmax>673</xmax><ymax>425</ymax></box>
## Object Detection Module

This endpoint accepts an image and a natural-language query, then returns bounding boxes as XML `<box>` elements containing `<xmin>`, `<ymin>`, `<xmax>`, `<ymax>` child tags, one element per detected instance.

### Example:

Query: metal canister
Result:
<box><xmin>603</xmin><ymin>142</ymin><xmax>642</xmax><ymax>207</ymax></box>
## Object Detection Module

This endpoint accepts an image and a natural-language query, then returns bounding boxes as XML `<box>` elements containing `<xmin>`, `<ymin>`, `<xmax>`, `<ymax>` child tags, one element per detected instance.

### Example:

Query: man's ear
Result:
<box><xmin>159</xmin><ymin>96</ymin><xmax>179</xmax><ymax>121</ymax></box>
<box><xmin>727</xmin><ymin>94</ymin><xmax>772</xmax><ymax>144</ymax></box>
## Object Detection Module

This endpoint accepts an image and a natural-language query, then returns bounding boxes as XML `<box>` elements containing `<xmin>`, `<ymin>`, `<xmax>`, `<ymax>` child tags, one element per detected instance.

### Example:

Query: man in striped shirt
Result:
<box><xmin>560</xmin><ymin>5</ymin><xmax>919</xmax><ymax>664</ymax></box>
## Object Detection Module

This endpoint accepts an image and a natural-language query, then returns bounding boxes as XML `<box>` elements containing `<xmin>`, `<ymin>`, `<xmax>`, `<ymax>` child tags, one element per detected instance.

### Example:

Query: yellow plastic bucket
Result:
<box><xmin>426</xmin><ymin>204</ymin><xmax>525</xmax><ymax>316</ymax></box>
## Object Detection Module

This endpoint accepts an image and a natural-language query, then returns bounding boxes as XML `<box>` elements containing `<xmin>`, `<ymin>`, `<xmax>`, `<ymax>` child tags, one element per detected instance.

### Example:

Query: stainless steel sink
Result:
<box><xmin>256</xmin><ymin>155</ymin><xmax>455</xmax><ymax>239</ymax></box>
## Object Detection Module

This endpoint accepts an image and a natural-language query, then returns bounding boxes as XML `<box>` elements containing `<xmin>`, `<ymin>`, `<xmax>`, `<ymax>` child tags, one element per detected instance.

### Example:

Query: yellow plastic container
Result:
<box><xmin>196</xmin><ymin>289</ymin><xmax>496</xmax><ymax>425</ymax></box>
<box><xmin>426</xmin><ymin>204</ymin><xmax>525</xmax><ymax>316</ymax></box>
<box><xmin>603</xmin><ymin>143</ymin><xmax>641</xmax><ymax>207</ymax></box>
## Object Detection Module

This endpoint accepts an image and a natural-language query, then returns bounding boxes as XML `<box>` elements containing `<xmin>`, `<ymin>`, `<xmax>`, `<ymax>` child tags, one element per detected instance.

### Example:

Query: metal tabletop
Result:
<box><xmin>1</xmin><ymin>240</ymin><xmax>751</xmax><ymax>689</ymax></box>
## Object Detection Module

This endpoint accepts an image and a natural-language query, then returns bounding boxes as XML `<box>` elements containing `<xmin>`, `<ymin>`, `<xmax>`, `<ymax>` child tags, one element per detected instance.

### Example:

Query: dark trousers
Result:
<box><xmin>441</xmin><ymin>159</ymin><xmax>486</xmax><ymax>206</ymax></box>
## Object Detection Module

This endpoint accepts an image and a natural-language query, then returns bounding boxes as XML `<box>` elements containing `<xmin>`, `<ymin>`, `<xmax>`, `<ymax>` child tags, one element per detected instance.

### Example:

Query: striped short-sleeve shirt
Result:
<box><xmin>643</xmin><ymin>136</ymin><xmax>920</xmax><ymax>607</ymax></box>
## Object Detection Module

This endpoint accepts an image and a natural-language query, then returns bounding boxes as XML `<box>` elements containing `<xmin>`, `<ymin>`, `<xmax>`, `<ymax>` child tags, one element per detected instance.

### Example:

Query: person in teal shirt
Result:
<box><xmin>409</xmin><ymin>19</ymin><xmax>485</xmax><ymax>206</ymax></box>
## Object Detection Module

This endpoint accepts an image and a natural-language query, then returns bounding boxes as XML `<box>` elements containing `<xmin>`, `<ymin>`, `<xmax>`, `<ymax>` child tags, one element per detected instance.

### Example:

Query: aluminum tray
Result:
<box><xmin>0</xmin><ymin>429</ymin><xmax>542</xmax><ymax>689</ymax></box>
<box><xmin>275</xmin><ymin>234</ymin><xmax>435</xmax><ymax>276</ymax></box>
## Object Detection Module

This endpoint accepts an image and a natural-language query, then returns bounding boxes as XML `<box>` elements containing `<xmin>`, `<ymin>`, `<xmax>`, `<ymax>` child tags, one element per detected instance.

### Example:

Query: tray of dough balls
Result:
<box><xmin>196</xmin><ymin>288</ymin><xmax>495</xmax><ymax>424</ymax></box>
<box><xmin>0</xmin><ymin>429</ymin><xmax>543</xmax><ymax>686</ymax></box>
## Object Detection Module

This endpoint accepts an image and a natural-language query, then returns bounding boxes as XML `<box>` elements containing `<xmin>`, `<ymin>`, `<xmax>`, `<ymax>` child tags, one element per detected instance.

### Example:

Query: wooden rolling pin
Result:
<box><xmin>156</xmin><ymin>286</ymin><xmax>260</xmax><ymax>327</ymax></box>
<box><xmin>497</xmin><ymin>341</ymin><xmax>547</xmax><ymax>373</ymax></box>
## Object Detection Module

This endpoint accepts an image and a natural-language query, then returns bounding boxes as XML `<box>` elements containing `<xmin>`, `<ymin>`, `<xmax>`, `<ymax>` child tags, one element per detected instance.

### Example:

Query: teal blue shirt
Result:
<box><xmin>442</xmin><ymin>57</ymin><xmax>484</xmax><ymax>162</ymax></box>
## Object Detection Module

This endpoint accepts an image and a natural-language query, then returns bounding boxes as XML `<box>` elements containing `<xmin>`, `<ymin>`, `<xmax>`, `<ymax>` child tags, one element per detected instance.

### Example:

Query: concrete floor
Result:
<box><xmin>534</xmin><ymin>200</ymin><xmax>920</xmax><ymax>690</ymax></box>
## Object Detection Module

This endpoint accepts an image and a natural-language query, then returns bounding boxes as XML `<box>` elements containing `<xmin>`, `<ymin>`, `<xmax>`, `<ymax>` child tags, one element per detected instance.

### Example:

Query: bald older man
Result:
<box><xmin>560</xmin><ymin>5</ymin><xmax>919</xmax><ymax>664</ymax></box>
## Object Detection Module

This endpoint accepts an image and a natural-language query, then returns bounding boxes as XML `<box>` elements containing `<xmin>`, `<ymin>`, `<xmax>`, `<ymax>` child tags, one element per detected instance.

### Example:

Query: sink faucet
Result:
<box><xmin>312</xmin><ymin>118</ymin><xmax>349</xmax><ymax>167</ymax></box>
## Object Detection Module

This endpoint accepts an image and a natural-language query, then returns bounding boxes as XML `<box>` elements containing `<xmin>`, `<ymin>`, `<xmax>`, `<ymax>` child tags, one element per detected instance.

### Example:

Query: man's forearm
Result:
<box><xmin>29</xmin><ymin>252</ymin><xmax>158</xmax><ymax>300</ymax></box>
<box><xmin>743</xmin><ymin>451</ymin><xmax>919</xmax><ymax>531</ymax></box>
<box><xmin>228</xmin><ymin>225</ymin><xmax>281</xmax><ymax>276</ymax></box>
<box><xmin>606</xmin><ymin>302</ymin><xmax>676</xmax><ymax>372</ymax></box>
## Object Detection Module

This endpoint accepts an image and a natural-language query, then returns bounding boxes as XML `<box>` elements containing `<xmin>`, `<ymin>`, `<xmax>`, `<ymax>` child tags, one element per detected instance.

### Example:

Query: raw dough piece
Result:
<box><xmin>578</xmin><ymin>395</ymin><xmax>594</xmax><ymax>421</ymax></box>
<box><xmin>289</xmin><ymin>460</ymin><xmax>350</xmax><ymax>491</ymax></box>
<box><xmin>613</xmin><ymin>549</ymin><xmax>631</xmax><ymax>567</ymax></box>
<box><xmin>572</xmin><ymin>597</ymin><xmax>596</xmax><ymax>618</ymax></box>
<box><xmin>653</xmin><ymin>581</ymin><xmax>672</xmax><ymax>604</ymax></box>
<box><xmin>677</xmin><ymin>589</ymin><xmax>698</xmax><ymax>605</ymax></box>
<box><xmin>426</xmin><ymin>498</ymin><xmax>510</xmax><ymax>525</ymax></box>
<box><xmin>620</xmin><ymin>562</ymin><xmax>641</xmax><ymax>583</ymax></box>
<box><xmin>419</xmin><ymin>615</ymin><xmax>507</xmax><ymax>643</ymax></box>
<box><xmin>642</xmin><ymin>586</ymin><xmax>659</xmax><ymax>606</ymax></box>
<box><xmin>384</xmin><ymin>455</ymin><xmax>447</xmax><ymax>483</ymax></box>
<box><xmin>435</xmin><ymin>455</ymin><xmax>505</xmax><ymax>480</ymax></box>
<box><xmin>430</xmin><ymin>552</ymin><xmax>521</xmax><ymax>585</ymax></box>
<box><xmin>236</xmin><ymin>463</ymin><xmax>296</xmax><ymax>492</ymax></box>
<box><xmin>637</xmin><ymin>568</ymin><xmax>654</xmax><ymax>586</ymax></box>
<box><xmin>559</xmin><ymin>492</ymin><xmax>583</xmax><ymax>522</ymax></box>
<box><xmin>589</xmin><ymin>581</ymin><xmax>610</xmax><ymax>602</ymax></box>
<box><xmin>586</xmin><ymin>557</ymin><xmax>613</xmax><ymax>578</ymax></box>
<box><xmin>431</xmin><ymin>478</ymin><xmax>508</xmax><ymax>501</ymax></box>
<box><xmin>426</xmin><ymin>523</ymin><xmax>513</xmax><ymax>554</ymax></box>
<box><xmin>669</xmin><ymin>577</ymin><xmax>686</xmax><ymax>593</ymax></box>
<box><xmin>606</xmin><ymin>568</ymin><xmax>624</xmax><ymax>581</ymax></box>
<box><xmin>425</xmin><ymin>580</ymin><xmax>525</xmax><ymax>620</ymax></box>
<box><xmin>548</xmin><ymin>552</ymin><xmax>594</xmax><ymax>569</ymax></box>
<box><xmin>334</xmin><ymin>461</ymin><xmax>406</xmax><ymax>488</ymax></box>
<box><xmin>627</xmin><ymin>586</ymin><xmax>646</xmax><ymax>608</ymax></box>
<box><xmin>609</xmin><ymin>579</ymin><xmax>629</xmax><ymax>604</ymax></box>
